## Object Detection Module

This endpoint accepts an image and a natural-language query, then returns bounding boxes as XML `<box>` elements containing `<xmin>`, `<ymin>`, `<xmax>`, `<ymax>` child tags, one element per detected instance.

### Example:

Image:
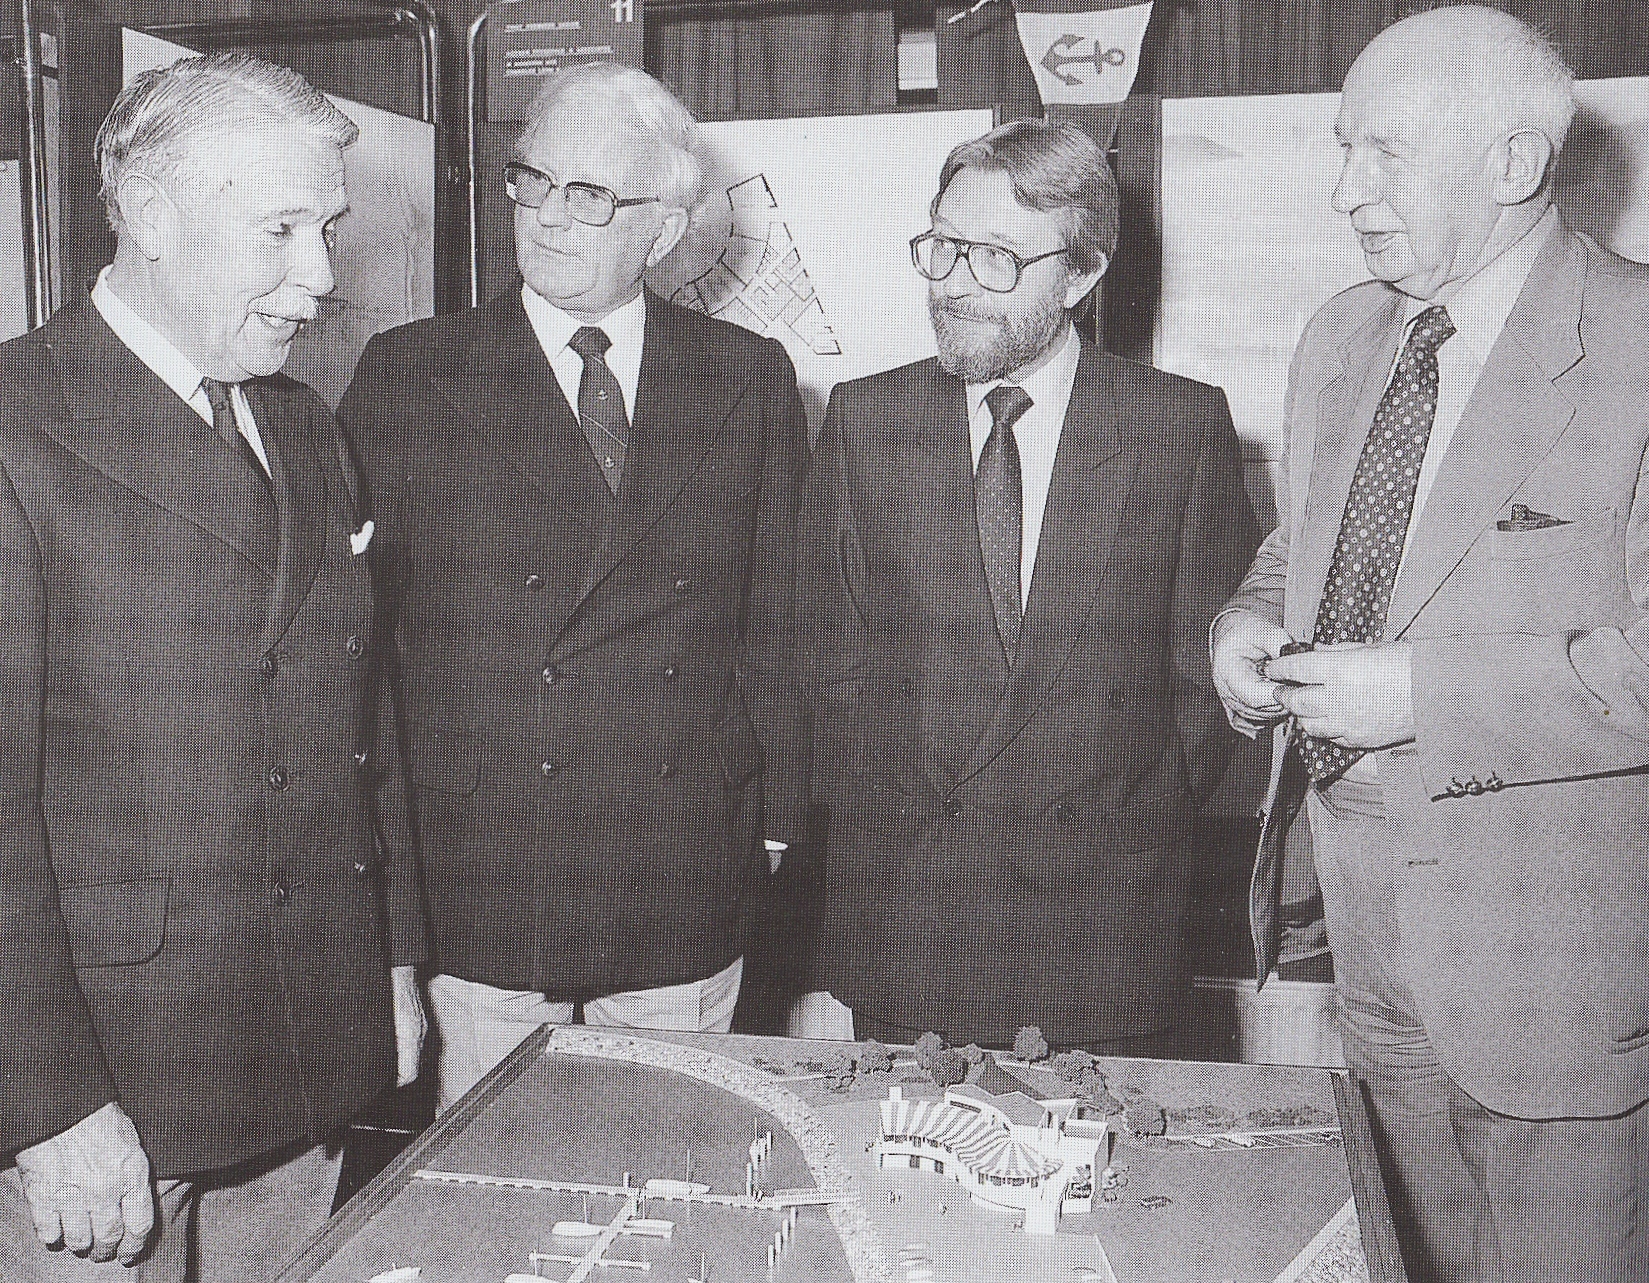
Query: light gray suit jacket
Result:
<box><xmin>1230</xmin><ymin>219</ymin><xmax>1649</xmax><ymax>1120</ymax></box>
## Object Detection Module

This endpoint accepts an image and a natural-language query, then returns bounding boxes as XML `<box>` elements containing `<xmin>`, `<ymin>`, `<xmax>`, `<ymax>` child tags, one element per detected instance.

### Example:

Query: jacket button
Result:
<box><xmin>267</xmin><ymin>766</ymin><xmax>289</xmax><ymax>792</ymax></box>
<box><xmin>1464</xmin><ymin>777</ymin><xmax>1484</xmax><ymax>796</ymax></box>
<box><xmin>944</xmin><ymin>798</ymin><xmax>964</xmax><ymax>818</ymax></box>
<box><xmin>541</xmin><ymin>759</ymin><xmax>560</xmax><ymax>778</ymax></box>
<box><xmin>1107</xmin><ymin>686</ymin><xmax>1126</xmax><ymax>708</ymax></box>
<box><xmin>663</xmin><ymin>664</ymin><xmax>678</xmax><ymax>680</ymax></box>
<box><xmin>352</xmin><ymin>859</ymin><xmax>372</xmax><ymax>878</ymax></box>
<box><xmin>258</xmin><ymin>652</ymin><xmax>278</xmax><ymax>679</ymax></box>
<box><xmin>1447</xmin><ymin>778</ymin><xmax>1467</xmax><ymax>798</ymax></box>
<box><xmin>525</xmin><ymin>573</ymin><xmax>545</xmax><ymax>592</ymax></box>
<box><xmin>272</xmin><ymin>872</ymin><xmax>292</xmax><ymax>904</ymax></box>
<box><xmin>1485</xmin><ymin>773</ymin><xmax>1504</xmax><ymax>792</ymax></box>
<box><xmin>658</xmin><ymin>761</ymin><xmax>677</xmax><ymax>780</ymax></box>
<box><xmin>673</xmin><ymin>576</ymin><xmax>691</xmax><ymax>594</ymax></box>
<box><xmin>1053</xmin><ymin>802</ymin><xmax>1076</xmax><ymax>825</ymax></box>
<box><xmin>345</xmin><ymin>634</ymin><xmax>364</xmax><ymax>659</ymax></box>
<box><xmin>352</xmin><ymin>749</ymin><xmax>369</xmax><ymax>769</ymax></box>
<box><xmin>542</xmin><ymin>664</ymin><xmax>560</xmax><ymax>685</ymax></box>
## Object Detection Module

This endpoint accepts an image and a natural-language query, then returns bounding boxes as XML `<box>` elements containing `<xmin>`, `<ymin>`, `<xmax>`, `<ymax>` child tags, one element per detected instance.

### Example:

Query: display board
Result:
<box><xmin>0</xmin><ymin>160</ymin><xmax>27</xmax><ymax>342</ymax></box>
<box><xmin>1158</xmin><ymin>78</ymin><xmax>1649</xmax><ymax>483</ymax></box>
<box><xmin>122</xmin><ymin>31</ymin><xmax>437</xmax><ymax>408</ymax></box>
<box><xmin>645</xmin><ymin>109</ymin><xmax>995</xmax><ymax>430</ymax></box>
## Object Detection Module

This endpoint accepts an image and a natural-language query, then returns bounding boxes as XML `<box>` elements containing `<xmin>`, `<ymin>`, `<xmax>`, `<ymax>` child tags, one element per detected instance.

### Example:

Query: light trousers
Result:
<box><xmin>427</xmin><ymin>956</ymin><xmax>744</xmax><ymax>1113</ymax></box>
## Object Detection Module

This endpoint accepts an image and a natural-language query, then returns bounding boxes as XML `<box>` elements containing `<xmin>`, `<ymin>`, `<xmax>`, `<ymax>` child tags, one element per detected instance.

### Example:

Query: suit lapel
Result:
<box><xmin>1386</xmin><ymin>229</ymin><xmax>1586</xmax><ymax>638</ymax></box>
<box><xmin>431</xmin><ymin>290</ymin><xmax>613</xmax><ymax>618</ymax></box>
<box><xmin>40</xmin><ymin>301</ymin><xmax>280</xmax><ymax>577</ymax></box>
<box><xmin>1289</xmin><ymin>294</ymin><xmax>1405</xmax><ymax>631</ymax></box>
<box><xmin>914</xmin><ymin>363</ymin><xmax>1010</xmax><ymax>784</ymax></box>
<box><xmin>245</xmin><ymin>379</ymin><xmax>327</xmax><ymax>649</ymax></box>
<box><xmin>957</xmin><ymin>340</ymin><xmax>1132</xmax><ymax>786</ymax></box>
<box><xmin>567</xmin><ymin>294</ymin><xmax>749</xmax><ymax>620</ymax></box>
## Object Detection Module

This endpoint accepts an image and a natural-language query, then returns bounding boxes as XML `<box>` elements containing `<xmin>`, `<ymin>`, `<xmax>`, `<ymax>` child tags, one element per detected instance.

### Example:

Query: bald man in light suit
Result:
<box><xmin>1214</xmin><ymin>9</ymin><xmax>1649</xmax><ymax>1281</ymax></box>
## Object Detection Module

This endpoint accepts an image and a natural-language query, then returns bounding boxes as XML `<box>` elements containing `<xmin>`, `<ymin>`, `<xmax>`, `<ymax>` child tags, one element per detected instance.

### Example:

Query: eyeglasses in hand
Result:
<box><xmin>909</xmin><ymin>231</ymin><xmax>1068</xmax><ymax>293</ymax></box>
<box><xmin>504</xmin><ymin>161</ymin><xmax>660</xmax><ymax>228</ymax></box>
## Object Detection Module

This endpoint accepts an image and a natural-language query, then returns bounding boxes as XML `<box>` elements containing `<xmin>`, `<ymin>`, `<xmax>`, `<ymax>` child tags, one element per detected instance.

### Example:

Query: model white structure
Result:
<box><xmin>874</xmin><ymin>1084</ymin><xmax>1109</xmax><ymax>1235</ymax></box>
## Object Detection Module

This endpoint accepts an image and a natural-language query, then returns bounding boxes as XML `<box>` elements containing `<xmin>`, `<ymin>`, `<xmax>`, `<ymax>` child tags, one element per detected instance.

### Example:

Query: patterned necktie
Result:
<box><xmin>1296</xmin><ymin>304</ymin><xmax>1455</xmax><ymax>783</ymax></box>
<box><xmin>568</xmin><ymin>326</ymin><xmax>629</xmax><ymax>496</ymax></box>
<box><xmin>977</xmin><ymin>384</ymin><xmax>1032</xmax><ymax>665</ymax></box>
<box><xmin>200</xmin><ymin>377</ymin><xmax>273</xmax><ymax>501</ymax></box>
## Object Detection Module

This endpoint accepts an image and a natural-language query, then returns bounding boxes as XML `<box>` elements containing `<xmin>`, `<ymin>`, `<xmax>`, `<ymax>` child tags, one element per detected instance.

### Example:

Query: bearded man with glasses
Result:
<box><xmin>793</xmin><ymin>118</ymin><xmax>1257</xmax><ymax>1054</ymax></box>
<box><xmin>339</xmin><ymin>62</ymin><xmax>808</xmax><ymax>1112</ymax></box>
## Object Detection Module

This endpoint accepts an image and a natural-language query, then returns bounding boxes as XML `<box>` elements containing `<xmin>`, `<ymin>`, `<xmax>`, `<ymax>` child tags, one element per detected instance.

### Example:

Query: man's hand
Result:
<box><xmin>391</xmin><ymin>964</ymin><xmax>427</xmax><ymax>1088</ymax></box>
<box><xmin>1266</xmin><ymin>642</ymin><xmax>1416</xmax><ymax>749</ymax></box>
<box><xmin>1211</xmin><ymin>610</ymin><xmax>1295</xmax><ymax>737</ymax></box>
<box><xmin>14</xmin><ymin>1101</ymin><xmax>153</xmax><ymax>1265</ymax></box>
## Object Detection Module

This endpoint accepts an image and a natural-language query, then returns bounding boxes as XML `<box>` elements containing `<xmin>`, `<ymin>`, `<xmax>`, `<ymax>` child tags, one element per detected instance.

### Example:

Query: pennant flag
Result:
<box><xmin>1013</xmin><ymin>1</ymin><xmax>1153</xmax><ymax>107</ymax></box>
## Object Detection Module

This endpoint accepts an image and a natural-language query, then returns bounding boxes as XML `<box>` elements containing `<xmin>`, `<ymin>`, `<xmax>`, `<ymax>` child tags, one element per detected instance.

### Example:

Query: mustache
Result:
<box><xmin>933</xmin><ymin>300</ymin><xmax>1003</xmax><ymax>323</ymax></box>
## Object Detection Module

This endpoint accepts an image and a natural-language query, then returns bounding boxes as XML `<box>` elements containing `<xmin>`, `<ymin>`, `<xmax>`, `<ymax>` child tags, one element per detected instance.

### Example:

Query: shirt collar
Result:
<box><xmin>1405</xmin><ymin>204</ymin><xmax>1560</xmax><ymax>364</ymax></box>
<box><xmin>964</xmin><ymin>321</ymin><xmax>1083</xmax><ymax>425</ymax></box>
<box><xmin>520</xmin><ymin>283</ymin><xmax>648</xmax><ymax>363</ymax></box>
<box><xmin>90</xmin><ymin>265</ymin><xmax>211</xmax><ymax>406</ymax></box>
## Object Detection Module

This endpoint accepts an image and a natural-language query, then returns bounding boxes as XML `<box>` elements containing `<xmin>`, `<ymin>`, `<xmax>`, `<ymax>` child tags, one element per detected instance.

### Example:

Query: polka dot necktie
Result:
<box><xmin>569</xmin><ymin>326</ymin><xmax>628</xmax><ymax>495</ymax></box>
<box><xmin>1296</xmin><ymin>304</ymin><xmax>1455</xmax><ymax>784</ymax></box>
<box><xmin>978</xmin><ymin>384</ymin><xmax>1032</xmax><ymax>665</ymax></box>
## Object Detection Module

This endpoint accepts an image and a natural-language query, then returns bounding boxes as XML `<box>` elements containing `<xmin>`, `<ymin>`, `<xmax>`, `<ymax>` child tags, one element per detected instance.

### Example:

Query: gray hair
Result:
<box><xmin>96</xmin><ymin>50</ymin><xmax>358</xmax><ymax>232</ymax></box>
<box><xmin>1382</xmin><ymin>6</ymin><xmax>1575</xmax><ymax>154</ymax></box>
<box><xmin>931</xmin><ymin>119</ymin><xmax>1120</xmax><ymax>276</ymax></box>
<box><xmin>514</xmin><ymin>61</ymin><xmax>704</xmax><ymax>211</ymax></box>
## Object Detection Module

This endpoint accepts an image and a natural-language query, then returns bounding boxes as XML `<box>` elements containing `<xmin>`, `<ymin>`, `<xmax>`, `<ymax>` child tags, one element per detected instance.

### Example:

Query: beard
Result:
<box><xmin>930</xmin><ymin>288</ymin><xmax>1067</xmax><ymax>382</ymax></box>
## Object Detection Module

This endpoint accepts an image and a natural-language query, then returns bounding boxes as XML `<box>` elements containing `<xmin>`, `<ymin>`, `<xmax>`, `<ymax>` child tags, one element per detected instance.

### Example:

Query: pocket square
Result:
<box><xmin>350</xmin><ymin>519</ymin><xmax>375</xmax><ymax>555</ymax></box>
<box><xmin>1496</xmin><ymin>503</ymin><xmax>1569</xmax><ymax>532</ymax></box>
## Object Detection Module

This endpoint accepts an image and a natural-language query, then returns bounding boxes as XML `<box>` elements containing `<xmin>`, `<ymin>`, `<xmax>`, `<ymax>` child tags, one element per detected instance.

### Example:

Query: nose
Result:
<box><xmin>535</xmin><ymin>188</ymin><xmax>573</xmax><ymax>229</ymax></box>
<box><xmin>290</xmin><ymin>225</ymin><xmax>335</xmax><ymax>297</ymax></box>
<box><xmin>942</xmin><ymin>250</ymin><xmax>982</xmax><ymax>298</ymax></box>
<box><xmin>1331</xmin><ymin>152</ymin><xmax>1370</xmax><ymax>216</ymax></box>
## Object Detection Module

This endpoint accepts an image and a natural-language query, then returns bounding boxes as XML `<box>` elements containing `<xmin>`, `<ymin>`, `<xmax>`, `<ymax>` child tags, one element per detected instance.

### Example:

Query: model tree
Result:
<box><xmin>856</xmin><ymin>1040</ymin><xmax>895</xmax><ymax>1075</ymax></box>
<box><xmin>1049</xmin><ymin>1049</ymin><xmax>1095</xmax><ymax>1083</ymax></box>
<box><xmin>1012</xmin><ymin>1026</ymin><xmax>1050</xmax><ymax>1063</ymax></box>
<box><xmin>912</xmin><ymin>1031</ymin><xmax>947</xmax><ymax>1073</ymax></box>
<box><xmin>930</xmin><ymin>1047</ymin><xmax>971</xmax><ymax>1088</ymax></box>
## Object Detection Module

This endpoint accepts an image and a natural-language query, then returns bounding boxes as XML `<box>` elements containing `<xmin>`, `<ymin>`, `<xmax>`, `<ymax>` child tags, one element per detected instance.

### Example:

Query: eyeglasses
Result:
<box><xmin>504</xmin><ymin>161</ymin><xmax>660</xmax><ymax>228</ymax></box>
<box><xmin>910</xmin><ymin>231</ymin><xmax>1068</xmax><ymax>293</ymax></box>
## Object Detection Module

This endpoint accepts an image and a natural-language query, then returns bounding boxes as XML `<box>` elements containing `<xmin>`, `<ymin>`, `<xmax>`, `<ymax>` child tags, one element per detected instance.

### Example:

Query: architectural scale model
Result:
<box><xmin>873</xmin><ymin>1082</ymin><xmax>1109</xmax><ymax>1235</ymax></box>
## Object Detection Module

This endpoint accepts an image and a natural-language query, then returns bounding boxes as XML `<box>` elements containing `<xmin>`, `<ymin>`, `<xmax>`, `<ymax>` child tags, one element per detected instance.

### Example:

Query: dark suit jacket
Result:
<box><xmin>0</xmin><ymin>300</ymin><xmax>424</xmax><ymax>1175</ymax></box>
<box><xmin>800</xmin><ymin>335</ymin><xmax>1257</xmax><ymax>1046</ymax></box>
<box><xmin>1236</xmin><ymin>222</ymin><xmax>1649</xmax><ymax>1119</ymax></box>
<box><xmin>339</xmin><ymin>288</ymin><xmax>809</xmax><ymax>997</ymax></box>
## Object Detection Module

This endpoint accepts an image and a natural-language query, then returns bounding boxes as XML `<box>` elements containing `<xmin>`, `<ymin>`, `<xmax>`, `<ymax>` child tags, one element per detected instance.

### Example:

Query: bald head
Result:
<box><xmin>1331</xmin><ymin>5</ymin><xmax>1573</xmax><ymax>300</ymax></box>
<box><xmin>1350</xmin><ymin>6</ymin><xmax>1574</xmax><ymax>154</ymax></box>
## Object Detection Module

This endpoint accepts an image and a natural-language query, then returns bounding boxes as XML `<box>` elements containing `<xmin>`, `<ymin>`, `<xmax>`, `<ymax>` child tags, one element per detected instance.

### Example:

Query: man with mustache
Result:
<box><xmin>795</xmin><ymin>119</ymin><xmax>1256</xmax><ymax>1052</ymax></box>
<box><xmin>1215</xmin><ymin>9</ymin><xmax>1649</xmax><ymax>1279</ymax></box>
<box><xmin>0</xmin><ymin>52</ymin><xmax>426</xmax><ymax>1281</ymax></box>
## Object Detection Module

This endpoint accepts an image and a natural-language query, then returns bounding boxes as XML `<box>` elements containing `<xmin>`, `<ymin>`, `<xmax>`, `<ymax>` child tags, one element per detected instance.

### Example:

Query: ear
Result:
<box><xmin>1062</xmin><ymin>252</ymin><xmax>1108</xmax><ymax>311</ymax></box>
<box><xmin>115</xmin><ymin>173</ymin><xmax>176</xmax><ymax>262</ymax></box>
<box><xmin>1489</xmin><ymin>129</ymin><xmax>1555</xmax><ymax>205</ymax></box>
<box><xmin>646</xmin><ymin>207</ymin><xmax>690</xmax><ymax>269</ymax></box>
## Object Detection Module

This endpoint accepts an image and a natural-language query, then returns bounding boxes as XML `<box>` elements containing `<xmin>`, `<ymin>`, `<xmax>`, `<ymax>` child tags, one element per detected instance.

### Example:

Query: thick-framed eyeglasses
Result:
<box><xmin>504</xmin><ymin>161</ymin><xmax>660</xmax><ymax>228</ymax></box>
<box><xmin>910</xmin><ymin>231</ymin><xmax>1068</xmax><ymax>293</ymax></box>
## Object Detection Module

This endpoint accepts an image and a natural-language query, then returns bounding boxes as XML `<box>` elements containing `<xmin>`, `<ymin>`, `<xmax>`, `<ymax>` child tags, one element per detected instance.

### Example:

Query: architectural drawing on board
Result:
<box><xmin>671</xmin><ymin>175</ymin><xmax>842</xmax><ymax>357</ymax></box>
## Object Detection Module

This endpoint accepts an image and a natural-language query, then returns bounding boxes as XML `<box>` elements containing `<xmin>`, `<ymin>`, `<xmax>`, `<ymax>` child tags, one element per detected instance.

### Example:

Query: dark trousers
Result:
<box><xmin>1310</xmin><ymin>779</ymin><xmax>1649</xmax><ymax>1283</ymax></box>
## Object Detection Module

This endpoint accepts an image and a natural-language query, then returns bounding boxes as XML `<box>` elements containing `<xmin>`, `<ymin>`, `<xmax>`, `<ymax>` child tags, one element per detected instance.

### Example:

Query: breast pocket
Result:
<box><xmin>1486</xmin><ymin>506</ymin><xmax>1626</xmax><ymax>626</ymax></box>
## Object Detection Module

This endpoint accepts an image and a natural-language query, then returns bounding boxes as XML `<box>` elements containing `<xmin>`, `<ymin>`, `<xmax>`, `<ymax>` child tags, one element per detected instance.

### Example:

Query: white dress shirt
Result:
<box><xmin>965</xmin><ymin>322</ymin><xmax>1083</xmax><ymax>611</ymax></box>
<box><xmin>520</xmin><ymin>284</ymin><xmax>647</xmax><ymax>425</ymax></box>
<box><xmin>90</xmin><ymin>267</ymin><xmax>272</xmax><ymax>477</ymax></box>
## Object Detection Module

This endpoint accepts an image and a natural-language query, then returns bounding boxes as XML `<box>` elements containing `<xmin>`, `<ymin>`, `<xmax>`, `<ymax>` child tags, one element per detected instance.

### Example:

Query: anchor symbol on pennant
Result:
<box><xmin>1040</xmin><ymin>33</ymin><xmax>1127</xmax><ymax>86</ymax></box>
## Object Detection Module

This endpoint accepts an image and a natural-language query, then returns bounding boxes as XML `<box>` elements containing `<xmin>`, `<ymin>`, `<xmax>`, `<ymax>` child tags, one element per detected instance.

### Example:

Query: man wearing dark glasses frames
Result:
<box><xmin>340</xmin><ymin>62</ymin><xmax>809</xmax><ymax>1113</ymax></box>
<box><xmin>796</xmin><ymin>119</ymin><xmax>1256</xmax><ymax>1055</ymax></box>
